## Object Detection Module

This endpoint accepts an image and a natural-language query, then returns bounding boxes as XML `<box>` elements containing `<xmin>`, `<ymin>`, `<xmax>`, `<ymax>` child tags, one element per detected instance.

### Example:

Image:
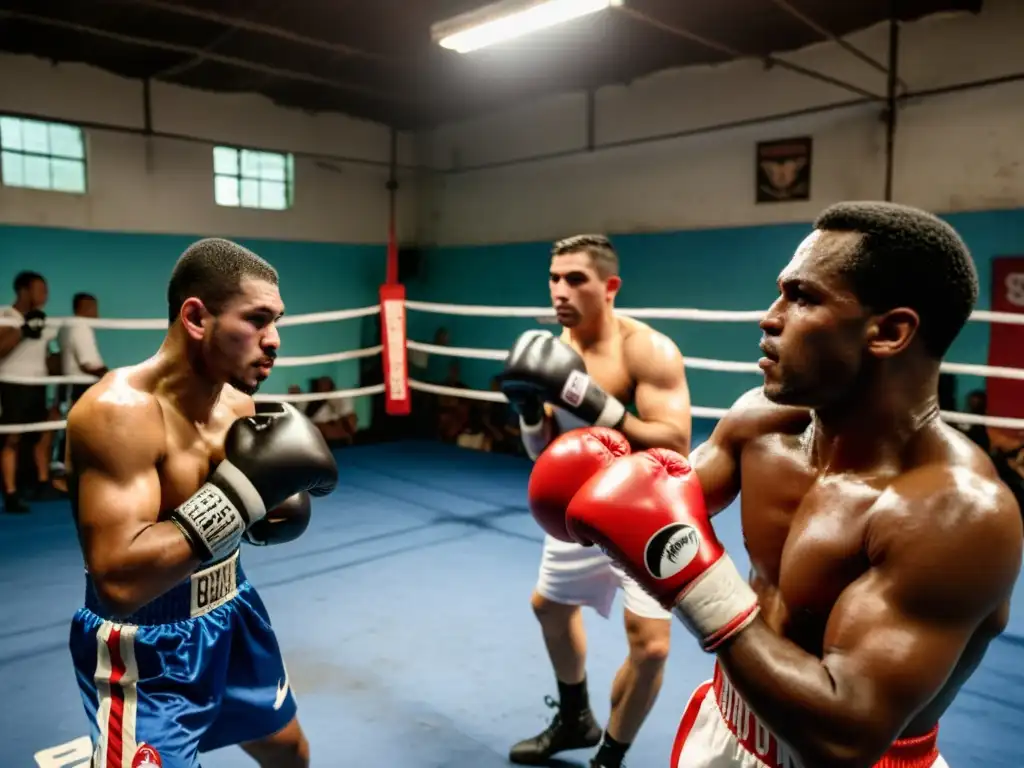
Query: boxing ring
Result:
<box><xmin>2</xmin><ymin>299</ymin><xmax>1024</xmax><ymax>768</ymax></box>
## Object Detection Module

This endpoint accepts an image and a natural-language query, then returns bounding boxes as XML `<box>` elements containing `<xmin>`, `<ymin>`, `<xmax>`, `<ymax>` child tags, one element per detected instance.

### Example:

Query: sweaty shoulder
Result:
<box><xmin>619</xmin><ymin>316</ymin><xmax>683</xmax><ymax>382</ymax></box>
<box><xmin>67</xmin><ymin>367</ymin><xmax>166</xmax><ymax>472</ymax></box>
<box><xmin>715</xmin><ymin>387</ymin><xmax>811</xmax><ymax>448</ymax></box>
<box><xmin>870</xmin><ymin>430</ymin><xmax>1023</xmax><ymax>615</ymax></box>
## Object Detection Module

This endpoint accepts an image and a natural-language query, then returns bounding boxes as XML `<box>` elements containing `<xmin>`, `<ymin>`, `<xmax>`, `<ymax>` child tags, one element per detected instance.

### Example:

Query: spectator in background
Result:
<box><xmin>959</xmin><ymin>389</ymin><xmax>990</xmax><ymax>453</ymax></box>
<box><xmin>437</xmin><ymin>361</ymin><xmax>469</xmax><ymax>442</ymax></box>
<box><xmin>456</xmin><ymin>405</ymin><xmax>491</xmax><ymax>451</ymax></box>
<box><xmin>960</xmin><ymin>386</ymin><xmax>1024</xmax><ymax>519</ymax></box>
<box><xmin>306</xmin><ymin>376</ymin><xmax>358</xmax><ymax>445</ymax></box>
<box><xmin>59</xmin><ymin>292</ymin><xmax>108</xmax><ymax>406</ymax></box>
<box><xmin>483</xmin><ymin>376</ymin><xmax>522</xmax><ymax>454</ymax></box>
<box><xmin>426</xmin><ymin>327</ymin><xmax>451</xmax><ymax>384</ymax></box>
<box><xmin>0</xmin><ymin>271</ymin><xmax>62</xmax><ymax>513</ymax></box>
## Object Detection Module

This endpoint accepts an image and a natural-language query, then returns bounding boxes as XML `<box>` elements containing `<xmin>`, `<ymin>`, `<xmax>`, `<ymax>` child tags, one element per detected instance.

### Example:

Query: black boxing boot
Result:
<box><xmin>509</xmin><ymin>687</ymin><xmax>602</xmax><ymax>765</ymax></box>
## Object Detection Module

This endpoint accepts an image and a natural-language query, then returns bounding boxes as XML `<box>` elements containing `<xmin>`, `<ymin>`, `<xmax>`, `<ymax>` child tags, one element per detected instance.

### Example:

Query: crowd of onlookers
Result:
<box><xmin>403</xmin><ymin>327</ymin><xmax>525</xmax><ymax>456</ymax></box>
<box><xmin>1</xmin><ymin>270</ymin><xmax>106</xmax><ymax>514</ymax></box>
<box><xmin>288</xmin><ymin>376</ymin><xmax>359</xmax><ymax>446</ymax></box>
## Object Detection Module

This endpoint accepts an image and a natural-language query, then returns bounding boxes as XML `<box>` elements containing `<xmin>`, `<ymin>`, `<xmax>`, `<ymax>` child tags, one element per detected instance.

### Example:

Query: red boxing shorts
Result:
<box><xmin>671</xmin><ymin>663</ymin><xmax>948</xmax><ymax>768</ymax></box>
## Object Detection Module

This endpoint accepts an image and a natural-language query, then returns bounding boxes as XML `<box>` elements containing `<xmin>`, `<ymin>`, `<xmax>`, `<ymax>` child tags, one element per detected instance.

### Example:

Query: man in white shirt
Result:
<box><xmin>306</xmin><ymin>376</ymin><xmax>358</xmax><ymax>445</ymax></box>
<box><xmin>0</xmin><ymin>271</ymin><xmax>59</xmax><ymax>513</ymax></box>
<box><xmin>59</xmin><ymin>292</ymin><xmax>107</xmax><ymax>404</ymax></box>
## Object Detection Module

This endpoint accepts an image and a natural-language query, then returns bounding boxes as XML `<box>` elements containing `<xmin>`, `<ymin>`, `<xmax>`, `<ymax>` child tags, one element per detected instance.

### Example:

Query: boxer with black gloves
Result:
<box><xmin>66</xmin><ymin>239</ymin><xmax>332</xmax><ymax>768</ymax></box>
<box><xmin>501</xmin><ymin>329</ymin><xmax>626</xmax><ymax>460</ymax></box>
<box><xmin>499</xmin><ymin>235</ymin><xmax>693</xmax><ymax>768</ymax></box>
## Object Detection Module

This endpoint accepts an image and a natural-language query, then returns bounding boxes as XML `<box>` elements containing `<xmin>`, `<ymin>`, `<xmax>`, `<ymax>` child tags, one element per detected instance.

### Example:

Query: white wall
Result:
<box><xmin>0</xmin><ymin>53</ymin><xmax>420</xmax><ymax>244</ymax></box>
<box><xmin>421</xmin><ymin>0</ymin><xmax>1024</xmax><ymax>245</ymax></box>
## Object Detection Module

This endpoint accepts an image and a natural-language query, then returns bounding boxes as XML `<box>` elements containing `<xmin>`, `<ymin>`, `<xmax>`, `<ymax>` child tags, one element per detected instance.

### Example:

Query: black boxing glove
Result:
<box><xmin>499</xmin><ymin>330</ymin><xmax>548</xmax><ymax>426</ymax></box>
<box><xmin>21</xmin><ymin>309</ymin><xmax>46</xmax><ymax>340</ymax></box>
<box><xmin>243</xmin><ymin>491</ymin><xmax>311</xmax><ymax>547</ymax></box>
<box><xmin>498</xmin><ymin>330</ymin><xmax>627</xmax><ymax>430</ymax></box>
<box><xmin>170</xmin><ymin>402</ymin><xmax>338</xmax><ymax>562</ymax></box>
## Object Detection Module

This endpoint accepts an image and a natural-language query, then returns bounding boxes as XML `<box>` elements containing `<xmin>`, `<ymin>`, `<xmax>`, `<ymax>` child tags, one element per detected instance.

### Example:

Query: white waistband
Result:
<box><xmin>189</xmin><ymin>550</ymin><xmax>240</xmax><ymax>618</ymax></box>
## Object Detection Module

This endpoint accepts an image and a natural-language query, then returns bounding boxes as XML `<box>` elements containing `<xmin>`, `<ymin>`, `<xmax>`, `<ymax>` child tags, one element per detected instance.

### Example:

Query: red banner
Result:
<box><xmin>379</xmin><ymin>283</ymin><xmax>410</xmax><ymax>416</ymax></box>
<box><xmin>987</xmin><ymin>257</ymin><xmax>1024</xmax><ymax>419</ymax></box>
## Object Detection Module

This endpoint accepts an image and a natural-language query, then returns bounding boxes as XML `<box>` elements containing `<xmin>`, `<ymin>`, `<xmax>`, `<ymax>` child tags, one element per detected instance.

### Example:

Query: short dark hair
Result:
<box><xmin>73</xmin><ymin>292</ymin><xmax>96</xmax><ymax>311</ymax></box>
<box><xmin>814</xmin><ymin>201</ymin><xmax>978</xmax><ymax>359</ymax></box>
<box><xmin>167</xmin><ymin>238</ymin><xmax>278</xmax><ymax>323</ymax></box>
<box><xmin>14</xmin><ymin>271</ymin><xmax>44</xmax><ymax>293</ymax></box>
<box><xmin>552</xmin><ymin>234</ymin><xmax>619</xmax><ymax>278</ymax></box>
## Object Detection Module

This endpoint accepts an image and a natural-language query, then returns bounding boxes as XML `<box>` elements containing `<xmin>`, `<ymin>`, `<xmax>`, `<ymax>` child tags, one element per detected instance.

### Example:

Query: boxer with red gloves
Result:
<box><xmin>565</xmin><ymin>449</ymin><xmax>759</xmax><ymax>652</ymax></box>
<box><xmin>529</xmin><ymin>203</ymin><xmax>1023</xmax><ymax>768</ymax></box>
<box><xmin>502</xmin><ymin>235</ymin><xmax>693</xmax><ymax>768</ymax></box>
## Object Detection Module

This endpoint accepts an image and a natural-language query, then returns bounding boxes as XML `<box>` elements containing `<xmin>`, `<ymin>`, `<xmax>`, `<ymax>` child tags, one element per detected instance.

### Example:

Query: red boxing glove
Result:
<box><xmin>528</xmin><ymin>427</ymin><xmax>631</xmax><ymax>542</ymax></box>
<box><xmin>567</xmin><ymin>449</ymin><xmax>759</xmax><ymax>651</ymax></box>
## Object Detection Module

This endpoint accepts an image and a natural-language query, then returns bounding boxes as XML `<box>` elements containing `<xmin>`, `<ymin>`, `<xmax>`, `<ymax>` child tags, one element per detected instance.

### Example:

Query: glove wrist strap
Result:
<box><xmin>170</xmin><ymin>482</ymin><xmax>247</xmax><ymax>563</ymax></box>
<box><xmin>593</xmin><ymin>397</ymin><xmax>627</xmax><ymax>430</ymax></box>
<box><xmin>671</xmin><ymin>555</ymin><xmax>761</xmax><ymax>652</ymax></box>
<box><xmin>169</xmin><ymin>461</ymin><xmax>266</xmax><ymax>563</ymax></box>
<box><xmin>520</xmin><ymin>417</ymin><xmax>551</xmax><ymax>461</ymax></box>
<box><xmin>211</xmin><ymin>460</ymin><xmax>267</xmax><ymax>524</ymax></box>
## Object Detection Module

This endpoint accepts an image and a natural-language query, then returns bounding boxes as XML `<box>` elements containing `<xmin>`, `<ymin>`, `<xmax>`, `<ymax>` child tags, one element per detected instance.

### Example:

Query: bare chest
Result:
<box><xmin>569</xmin><ymin>341</ymin><xmax>634</xmax><ymax>403</ymax></box>
<box><xmin>157</xmin><ymin>410</ymin><xmax>235</xmax><ymax>513</ymax></box>
<box><xmin>739</xmin><ymin>436</ymin><xmax>883</xmax><ymax>650</ymax></box>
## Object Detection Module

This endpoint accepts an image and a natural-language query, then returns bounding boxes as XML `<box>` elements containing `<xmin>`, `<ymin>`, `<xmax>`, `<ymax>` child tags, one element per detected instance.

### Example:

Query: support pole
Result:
<box><xmin>142</xmin><ymin>78</ymin><xmax>153</xmax><ymax>134</ymax></box>
<box><xmin>142</xmin><ymin>77</ymin><xmax>156</xmax><ymax>174</ymax></box>
<box><xmin>585</xmin><ymin>89</ymin><xmax>596</xmax><ymax>152</ymax></box>
<box><xmin>883</xmin><ymin>17</ymin><xmax>900</xmax><ymax>202</ymax></box>
<box><xmin>386</xmin><ymin>127</ymin><xmax>400</xmax><ymax>285</ymax></box>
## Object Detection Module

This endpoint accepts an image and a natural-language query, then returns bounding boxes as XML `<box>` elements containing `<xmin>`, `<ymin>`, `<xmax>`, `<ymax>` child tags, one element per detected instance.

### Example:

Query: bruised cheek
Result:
<box><xmin>215</xmin><ymin>326</ymin><xmax>257</xmax><ymax>362</ymax></box>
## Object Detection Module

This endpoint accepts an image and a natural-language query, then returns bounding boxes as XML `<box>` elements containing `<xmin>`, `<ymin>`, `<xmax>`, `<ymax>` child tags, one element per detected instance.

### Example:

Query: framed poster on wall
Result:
<box><xmin>756</xmin><ymin>137</ymin><xmax>812</xmax><ymax>203</ymax></box>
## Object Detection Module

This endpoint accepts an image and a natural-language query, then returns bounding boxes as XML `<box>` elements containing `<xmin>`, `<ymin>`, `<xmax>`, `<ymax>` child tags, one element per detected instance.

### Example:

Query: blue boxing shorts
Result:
<box><xmin>68</xmin><ymin>550</ymin><xmax>297</xmax><ymax>768</ymax></box>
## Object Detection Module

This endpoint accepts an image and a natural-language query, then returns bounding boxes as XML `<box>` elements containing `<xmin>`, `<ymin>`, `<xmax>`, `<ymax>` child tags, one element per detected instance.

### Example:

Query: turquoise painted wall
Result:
<box><xmin>407</xmin><ymin>209</ymin><xmax>1024</xmax><ymax>414</ymax></box>
<box><xmin>0</xmin><ymin>225</ymin><xmax>385</xmax><ymax>426</ymax></box>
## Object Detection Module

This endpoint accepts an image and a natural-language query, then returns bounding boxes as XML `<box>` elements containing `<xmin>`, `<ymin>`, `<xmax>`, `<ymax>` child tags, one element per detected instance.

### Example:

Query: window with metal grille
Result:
<box><xmin>213</xmin><ymin>146</ymin><xmax>294</xmax><ymax>210</ymax></box>
<box><xmin>0</xmin><ymin>116</ymin><xmax>87</xmax><ymax>194</ymax></box>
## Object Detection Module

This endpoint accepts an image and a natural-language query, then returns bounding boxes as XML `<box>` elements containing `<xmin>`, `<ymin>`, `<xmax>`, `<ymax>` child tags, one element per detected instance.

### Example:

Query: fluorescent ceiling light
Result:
<box><xmin>433</xmin><ymin>0</ymin><xmax>623</xmax><ymax>55</ymax></box>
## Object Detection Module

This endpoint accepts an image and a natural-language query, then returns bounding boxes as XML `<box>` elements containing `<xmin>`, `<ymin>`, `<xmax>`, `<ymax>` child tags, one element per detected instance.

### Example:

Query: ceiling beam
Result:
<box><xmin>0</xmin><ymin>10</ymin><xmax>418</xmax><ymax>103</ymax></box>
<box><xmin>121</xmin><ymin>0</ymin><xmax>399</xmax><ymax>67</ymax></box>
<box><xmin>615</xmin><ymin>5</ymin><xmax>886</xmax><ymax>102</ymax></box>
<box><xmin>766</xmin><ymin>0</ymin><xmax>907</xmax><ymax>92</ymax></box>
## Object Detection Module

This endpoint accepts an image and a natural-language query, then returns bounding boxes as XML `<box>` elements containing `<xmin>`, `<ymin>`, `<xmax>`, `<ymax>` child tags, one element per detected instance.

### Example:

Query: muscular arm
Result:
<box><xmin>716</xmin><ymin>470</ymin><xmax>1023</xmax><ymax>767</ymax></box>
<box><xmin>70</xmin><ymin>396</ymin><xmax>201</xmax><ymax>618</ymax></box>
<box><xmin>621</xmin><ymin>330</ymin><xmax>692</xmax><ymax>453</ymax></box>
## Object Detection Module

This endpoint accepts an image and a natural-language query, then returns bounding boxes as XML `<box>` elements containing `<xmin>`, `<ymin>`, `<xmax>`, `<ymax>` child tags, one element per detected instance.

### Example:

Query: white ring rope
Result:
<box><xmin>0</xmin><ymin>304</ymin><xmax>381</xmax><ymax>330</ymax></box>
<box><xmin>404</xmin><ymin>380</ymin><xmax>1024</xmax><ymax>430</ymax></box>
<box><xmin>407</xmin><ymin>300</ymin><xmax>1024</xmax><ymax>327</ymax></box>
<box><xmin>409</xmin><ymin>340</ymin><xmax>1024</xmax><ymax>382</ymax></box>
<box><xmin>2</xmin><ymin>300</ymin><xmax>1024</xmax><ymax>432</ymax></box>
<box><xmin>0</xmin><ymin>345</ymin><xmax>385</xmax><ymax>387</ymax></box>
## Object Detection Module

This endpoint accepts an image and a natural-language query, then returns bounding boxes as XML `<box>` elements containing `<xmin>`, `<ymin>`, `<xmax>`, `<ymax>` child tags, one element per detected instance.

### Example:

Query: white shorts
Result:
<box><xmin>671</xmin><ymin>663</ymin><xmax>949</xmax><ymax>768</ymax></box>
<box><xmin>534</xmin><ymin>535</ymin><xmax>671</xmax><ymax>620</ymax></box>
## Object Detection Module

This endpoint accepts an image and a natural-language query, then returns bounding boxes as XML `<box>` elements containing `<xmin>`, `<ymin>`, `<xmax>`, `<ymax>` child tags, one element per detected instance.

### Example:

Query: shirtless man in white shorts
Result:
<box><xmin>499</xmin><ymin>235</ymin><xmax>693</xmax><ymax>767</ymax></box>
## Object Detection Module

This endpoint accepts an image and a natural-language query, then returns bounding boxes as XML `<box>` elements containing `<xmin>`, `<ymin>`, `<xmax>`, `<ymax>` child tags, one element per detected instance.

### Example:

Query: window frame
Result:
<box><xmin>0</xmin><ymin>115</ymin><xmax>88</xmax><ymax>195</ymax></box>
<box><xmin>212</xmin><ymin>144</ymin><xmax>295</xmax><ymax>211</ymax></box>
